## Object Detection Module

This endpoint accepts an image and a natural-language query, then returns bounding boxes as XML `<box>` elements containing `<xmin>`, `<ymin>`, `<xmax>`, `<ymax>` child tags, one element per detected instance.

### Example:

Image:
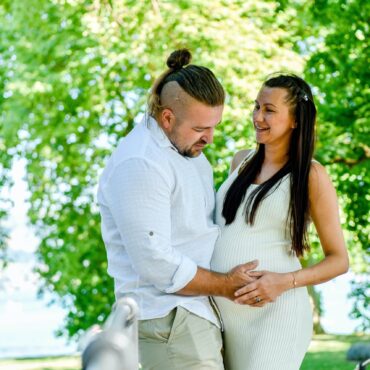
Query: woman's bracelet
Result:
<box><xmin>291</xmin><ymin>272</ymin><xmax>297</xmax><ymax>288</ymax></box>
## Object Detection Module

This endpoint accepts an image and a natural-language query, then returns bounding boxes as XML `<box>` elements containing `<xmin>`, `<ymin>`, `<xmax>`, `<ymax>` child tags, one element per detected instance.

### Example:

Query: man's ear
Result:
<box><xmin>160</xmin><ymin>108</ymin><xmax>174</xmax><ymax>130</ymax></box>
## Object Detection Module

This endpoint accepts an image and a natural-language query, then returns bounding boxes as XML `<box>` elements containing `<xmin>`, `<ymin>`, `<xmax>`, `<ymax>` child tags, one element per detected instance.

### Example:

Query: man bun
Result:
<box><xmin>148</xmin><ymin>48</ymin><xmax>224</xmax><ymax>117</ymax></box>
<box><xmin>166</xmin><ymin>48</ymin><xmax>192</xmax><ymax>70</ymax></box>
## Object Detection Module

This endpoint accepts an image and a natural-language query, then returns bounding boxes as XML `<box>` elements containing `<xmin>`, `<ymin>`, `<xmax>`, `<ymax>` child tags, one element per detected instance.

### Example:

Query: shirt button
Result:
<box><xmin>149</xmin><ymin>231</ymin><xmax>154</xmax><ymax>236</ymax></box>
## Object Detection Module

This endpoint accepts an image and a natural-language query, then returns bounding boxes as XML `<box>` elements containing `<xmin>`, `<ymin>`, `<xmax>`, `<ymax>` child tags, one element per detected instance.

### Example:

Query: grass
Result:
<box><xmin>0</xmin><ymin>355</ymin><xmax>80</xmax><ymax>370</ymax></box>
<box><xmin>301</xmin><ymin>334</ymin><xmax>370</xmax><ymax>370</ymax></box>
<box><xmin>0</xmin><ymin>334</ymin><xmax>369</xmax><ymax>370</ymax></box>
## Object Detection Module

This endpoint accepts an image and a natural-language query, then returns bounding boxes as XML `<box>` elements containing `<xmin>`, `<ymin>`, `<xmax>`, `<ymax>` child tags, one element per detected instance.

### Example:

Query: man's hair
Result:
<box><xmin>148</xmin><ymin>48</ymin><xmax>225</xmax><ymax>116</ymax></box>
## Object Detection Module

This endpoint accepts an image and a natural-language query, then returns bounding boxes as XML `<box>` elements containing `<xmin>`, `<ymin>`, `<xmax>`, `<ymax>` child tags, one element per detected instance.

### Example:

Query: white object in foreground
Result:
<box><xmin>82</xmin><ymin>297</ymin><xmax>139</xmax><ymax>370</ymax></box>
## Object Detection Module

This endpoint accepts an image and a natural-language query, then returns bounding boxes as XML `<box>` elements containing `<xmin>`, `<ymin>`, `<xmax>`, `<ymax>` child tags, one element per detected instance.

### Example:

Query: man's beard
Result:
<box><xmin>171</xmin><ymin>140</ymin><xmax>197</xmax><ymax>157</ymax></box>
<box><xmin>170</xmin><ymin>139</ymin><xmax>206</xmax><ymax>158</ymax></box>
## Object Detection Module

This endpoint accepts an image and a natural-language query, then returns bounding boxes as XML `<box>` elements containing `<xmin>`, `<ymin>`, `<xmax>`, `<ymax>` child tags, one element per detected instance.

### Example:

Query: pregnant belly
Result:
<box><xmin>211</xmin><ymin>237</ymin><xmax>302</xmax><ymax>274</ymax></box>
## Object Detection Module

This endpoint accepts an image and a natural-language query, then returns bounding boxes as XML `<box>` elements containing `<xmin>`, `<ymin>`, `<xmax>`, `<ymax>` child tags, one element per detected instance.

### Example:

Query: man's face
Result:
<box><xmin>164</xmin><ymin>100</ymin><xmax>224</xmax><ymax>158</ymax></box>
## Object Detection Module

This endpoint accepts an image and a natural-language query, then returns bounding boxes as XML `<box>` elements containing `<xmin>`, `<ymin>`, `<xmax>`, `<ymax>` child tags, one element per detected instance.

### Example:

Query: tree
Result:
<box><xmin>0</xmin><ymin>0</ymin><xmax>307</xmax><ymax>338</ymax></box>
<box><xmin>2</xmin><ymin>0</ymin><xmax>367</xmax><ymax>339</ymax></box>
<box><xmin>0</xmin><ymin>2</ymin><xmax>15</xmax><ymax>268</ymax></box>
<box><xmin>303</xmin><ymin>0</ymin><xmax>370</xmax><ymax>331</ymax></box>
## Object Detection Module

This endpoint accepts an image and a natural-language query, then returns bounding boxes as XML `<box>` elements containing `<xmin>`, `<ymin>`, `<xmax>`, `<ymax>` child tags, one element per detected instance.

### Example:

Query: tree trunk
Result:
<box><xmin>307</xmin><ymin>285</ymin><xmax>325</xmax><ymax>334</ymax></box>
<box><xmin>301</xmin><ymin>258</ymin><xmax>325</xmax><ymax>334</ymax></box>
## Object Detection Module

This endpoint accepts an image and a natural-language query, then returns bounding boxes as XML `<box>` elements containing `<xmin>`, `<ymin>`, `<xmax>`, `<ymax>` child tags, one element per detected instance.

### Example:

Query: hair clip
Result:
<box><xmin>303</xmin><ymin>94</ymin><xmax>308</xmax><ymax>101</ymax></box>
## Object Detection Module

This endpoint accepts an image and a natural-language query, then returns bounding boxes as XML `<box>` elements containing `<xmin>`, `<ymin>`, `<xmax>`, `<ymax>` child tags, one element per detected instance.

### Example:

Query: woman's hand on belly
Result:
<box><xmin>233</xmin><ymin>270</ymin><xmax>293</xmax><ymax>307</ymax></box>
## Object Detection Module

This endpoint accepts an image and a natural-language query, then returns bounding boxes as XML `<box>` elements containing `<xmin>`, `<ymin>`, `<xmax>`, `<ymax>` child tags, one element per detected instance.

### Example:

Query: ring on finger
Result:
<box><xmin>255</xmin><ymin>296</ymin><xmax>261</xmax><ymax>303</ymax></box>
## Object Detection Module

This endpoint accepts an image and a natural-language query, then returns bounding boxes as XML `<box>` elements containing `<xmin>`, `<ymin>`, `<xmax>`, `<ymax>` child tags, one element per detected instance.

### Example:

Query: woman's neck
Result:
<box><xmin>263</xmin><ymin>144</ymin><xmax>289</xmax><ymax>167</ymax></box>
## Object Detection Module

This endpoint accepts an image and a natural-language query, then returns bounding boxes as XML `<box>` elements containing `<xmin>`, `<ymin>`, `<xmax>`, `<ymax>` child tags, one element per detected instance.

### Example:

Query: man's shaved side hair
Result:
<box><xmin>159</xmin><ymin>81</ymin><xmax>196</xmax><ymax>122</ymax></box>
<box><xmin>148</xmin><ymin>48</ymin><xmax>225</xmax><ymax>119</ymax></box>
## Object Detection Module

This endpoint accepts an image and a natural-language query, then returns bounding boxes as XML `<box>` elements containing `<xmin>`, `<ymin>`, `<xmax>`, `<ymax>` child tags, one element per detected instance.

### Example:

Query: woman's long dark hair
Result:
<box><xmin>222</xmin><ymin>74</ymin><xmax>317</xmax><ymax>257</ymax></box>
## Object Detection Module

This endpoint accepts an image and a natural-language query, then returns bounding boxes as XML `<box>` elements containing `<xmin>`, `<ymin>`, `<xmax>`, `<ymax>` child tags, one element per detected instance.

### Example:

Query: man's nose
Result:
<box><xmin>203</xmin><ymin>128</ymin><xmax>214</xmax><ymax>144</ymax></box>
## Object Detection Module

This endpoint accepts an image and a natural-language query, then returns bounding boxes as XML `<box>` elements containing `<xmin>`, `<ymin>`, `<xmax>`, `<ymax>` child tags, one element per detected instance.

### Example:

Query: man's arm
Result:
<box><xmin>178</xmin><ymin>262</ymin><xmax>258</xmax><ymax>300</ymax></box>
<box><xmin>103</xmin><ymin>157</ymin><xmax>257</xmax><ymax>299</ymax></box>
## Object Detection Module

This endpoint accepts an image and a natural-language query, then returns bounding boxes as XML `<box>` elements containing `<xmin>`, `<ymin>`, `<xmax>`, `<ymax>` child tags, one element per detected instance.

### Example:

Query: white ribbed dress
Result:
<box><xmin>211</xmin><ymin>162</ymin><xmax>313</xmax><ymax>370</ymax></box>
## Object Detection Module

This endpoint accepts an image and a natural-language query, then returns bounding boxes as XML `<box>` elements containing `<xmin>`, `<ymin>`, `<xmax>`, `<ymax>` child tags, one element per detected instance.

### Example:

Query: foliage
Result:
<box><xmin>303</xmin><ymin>0</ymin><xmax>370</xmax><ymax>331</ymax></box>
<box><xmin>0</xmin><ymin>0</ymin><xmax>368</xmax><ymax>338</ymax></box>
<box><xmin>0</xmin><ymin>0</ymin><xmax>305</xmax><ymax>339</ymax></box>
<box><xmin>0</xmin><ymin>2</ymin><xmax>14</xmax><ymax>267</ymax></box>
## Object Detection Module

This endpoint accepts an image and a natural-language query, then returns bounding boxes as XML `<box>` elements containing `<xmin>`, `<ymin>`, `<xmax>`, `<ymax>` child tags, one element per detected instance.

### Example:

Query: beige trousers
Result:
<box><xmin>138</xmin><ymin>306</ymin><xmax>224</xmax><ymax>370</ymax></box>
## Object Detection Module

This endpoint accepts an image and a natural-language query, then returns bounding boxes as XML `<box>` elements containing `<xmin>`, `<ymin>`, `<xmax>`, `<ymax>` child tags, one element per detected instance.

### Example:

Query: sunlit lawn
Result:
<box><xmin>0</xmin><ymin>355</ymin><xmax>80</xmax><ymax>370</ymax></box>
<box><xmin>301</xmin><ymin>334</ymin><xmax>369</xmax><ymax>370</ymax></box>
<box><xmin>0</xmin><ymin>334</ymin><xmax>369</xmax><ymax>370</ymax></box>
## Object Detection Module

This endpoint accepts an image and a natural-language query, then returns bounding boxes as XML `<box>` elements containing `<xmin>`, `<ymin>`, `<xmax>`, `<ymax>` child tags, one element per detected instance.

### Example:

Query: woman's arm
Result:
<box><xmin>234</xmin><ymin>162</ymin><xmax>349</xmax><ymax>306</ymax></box>
<box><xmin>290</xmin><ymin>162</ymin><xmax>349</xmax><ymax>284</ymax></box>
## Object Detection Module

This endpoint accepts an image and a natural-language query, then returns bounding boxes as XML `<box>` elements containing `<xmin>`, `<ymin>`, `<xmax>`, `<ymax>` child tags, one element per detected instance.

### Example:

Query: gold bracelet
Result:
<box><xmin>291</xmin><ymin>272</ymin><xmax>297</xmax><ymax>288</ymax></box>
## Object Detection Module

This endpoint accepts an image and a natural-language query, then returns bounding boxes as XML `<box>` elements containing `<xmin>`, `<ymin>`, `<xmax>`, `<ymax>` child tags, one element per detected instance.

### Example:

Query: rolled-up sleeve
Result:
<box><xmin>103</xmin><ymin>158</ymin><xmax>197</xmax><ymax>293</ymax></box>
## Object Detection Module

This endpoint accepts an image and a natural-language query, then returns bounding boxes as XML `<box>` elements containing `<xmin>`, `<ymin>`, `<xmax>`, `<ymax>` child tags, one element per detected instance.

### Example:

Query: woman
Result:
<box><xmin>211</xmin><ymin>74</ymin><xmax>349</xmax><ymax>370</ymax></box>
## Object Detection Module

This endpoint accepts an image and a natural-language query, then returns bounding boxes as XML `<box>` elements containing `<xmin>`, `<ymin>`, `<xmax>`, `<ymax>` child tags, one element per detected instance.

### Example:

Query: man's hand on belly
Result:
<box><xmin>223</xmin><ymin>261</ymin><xmax>261</xmax><ymax>300</ymax></box>
<box><xmin>177</xmin><ymin>260</ymin><xmax>259</xmax><ymax>300</ymax></box>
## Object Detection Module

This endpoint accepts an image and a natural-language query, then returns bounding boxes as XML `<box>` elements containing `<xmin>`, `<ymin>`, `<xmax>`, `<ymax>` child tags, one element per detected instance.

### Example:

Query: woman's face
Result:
<box><xmin>252</xmin><ymin>87</ymin><xmax>296</xmax><ymax>148</ymax></box>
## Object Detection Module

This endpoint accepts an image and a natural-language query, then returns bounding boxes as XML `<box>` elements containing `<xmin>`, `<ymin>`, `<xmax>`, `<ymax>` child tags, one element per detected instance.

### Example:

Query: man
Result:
<box><xmin>97</xmin><ymin>49</ymin><xmax>257</xmax><ymax>369</ymax></box>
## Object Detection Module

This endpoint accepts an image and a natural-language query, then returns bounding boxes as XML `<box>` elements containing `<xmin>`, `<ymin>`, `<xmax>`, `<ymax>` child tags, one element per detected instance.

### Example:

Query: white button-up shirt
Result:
<box><xmin>97</xmin><ymin>115</ymin><xmax>220</xmax><ymax>325</ymax></box>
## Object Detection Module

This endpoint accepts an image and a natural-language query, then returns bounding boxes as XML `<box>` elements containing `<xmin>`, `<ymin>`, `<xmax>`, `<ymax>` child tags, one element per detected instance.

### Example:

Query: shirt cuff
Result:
<box><xmin>163</xmin><ymin>256</ymin><xmax>198</xmax><ymax>294</ymax></box>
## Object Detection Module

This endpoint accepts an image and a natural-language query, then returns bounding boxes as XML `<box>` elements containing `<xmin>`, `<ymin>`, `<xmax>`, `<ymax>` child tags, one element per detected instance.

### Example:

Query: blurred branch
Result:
<box><xmin>151</xmin><ymin>0</ymin><xmax>162</xmax><ymax>19</ymax></box>
<box><xmin>331</xmin><ymin>146</ymin><xmax>370</xmax><ymax>168</ymax></box>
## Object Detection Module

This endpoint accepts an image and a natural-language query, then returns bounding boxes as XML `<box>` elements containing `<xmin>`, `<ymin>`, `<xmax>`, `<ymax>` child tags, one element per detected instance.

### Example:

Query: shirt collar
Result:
<box><xmin>144</xmin><ymin>115</ymin><xmax>178</xmax><ymax>151</ymax></box>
